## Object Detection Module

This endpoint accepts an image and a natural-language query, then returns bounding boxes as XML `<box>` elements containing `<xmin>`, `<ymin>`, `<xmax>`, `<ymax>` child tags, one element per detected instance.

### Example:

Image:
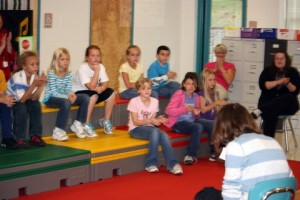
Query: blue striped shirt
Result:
<box><xmin>222</xmin><ymin>133</ymin><xmax>293</xmax><ymax>200</ymax></box>
<box><xmin>42</xmin><ymin>70</ymin><xmax>72</xmax><ymax>103</ymax></box>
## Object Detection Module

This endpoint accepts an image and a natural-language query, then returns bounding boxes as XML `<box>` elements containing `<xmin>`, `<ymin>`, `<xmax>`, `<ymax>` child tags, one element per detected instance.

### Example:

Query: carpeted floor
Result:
<box><xmin>14</xmin><ymin>159</ymin><xmax>300</xmax><ymax>200</ymax></box>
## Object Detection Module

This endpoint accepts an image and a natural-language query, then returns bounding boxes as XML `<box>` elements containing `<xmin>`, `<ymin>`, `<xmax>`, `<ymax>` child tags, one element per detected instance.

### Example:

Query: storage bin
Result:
<box><xmin>259</xmin><ymin>28</ymin><xmax>277</xmax><ymax>39</ymax></box>
<box><xmin>277</xmin><ymin>29</ymin><xmax>297</xmax><ymax>40</ymax></box>
<box><xmin>241</xmin><ymin>28</ymin><xmax>261</xmax><ymax>38</ymax></box>
<box><xmin>224</xmin><ymin>27</ymin><xmax>241</xmax><ymax>38</ymax></box>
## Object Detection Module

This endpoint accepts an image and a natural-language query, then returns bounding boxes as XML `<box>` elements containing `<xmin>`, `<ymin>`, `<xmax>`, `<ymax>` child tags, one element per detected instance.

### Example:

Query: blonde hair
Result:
<box><xmin>126</xmin><ymin>45</ymin><xmax>141</xmax><ymax>56</ymax></box>
<box><xmin>214</xmin><ymin>44</ymin><xmax>228</xmax><ymax>54</ymax></box>
<box><xmin>200</xmin><ymin>69</ymin><xmax>220</xmax><ymax>111</ymax></box>
<box><xmin>135</xmin><ymin>77</ymin><xmax>152</xmax><ymax>90</ymax></box>
<box><xmin>48</xmin><ymin>48</ymin><xmax>70</xmax><ymax>74</ymax></box>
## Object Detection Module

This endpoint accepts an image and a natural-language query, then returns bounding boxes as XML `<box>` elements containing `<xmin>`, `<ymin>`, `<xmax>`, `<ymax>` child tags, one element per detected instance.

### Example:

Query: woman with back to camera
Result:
<box><xmin>251</xmin><ymin>51</ymin><xmax>300</xmax><ymax>137</ymax></box>
<box><xmin>195</xmin><ymin>103</ymin><xmax>293</xmax><ymax>200</ymax></box>
<box><xmin>204</xmin><ymin>44</ymin><xmax>236</xmax><ymax>100</ymax></box>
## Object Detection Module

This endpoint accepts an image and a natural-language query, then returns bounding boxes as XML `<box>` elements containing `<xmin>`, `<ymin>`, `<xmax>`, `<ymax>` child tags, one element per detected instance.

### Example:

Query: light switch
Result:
<box><xmin>44</xmin><ymin>13</ymin><xmax>53</xmax><ymax>28</ymax></box>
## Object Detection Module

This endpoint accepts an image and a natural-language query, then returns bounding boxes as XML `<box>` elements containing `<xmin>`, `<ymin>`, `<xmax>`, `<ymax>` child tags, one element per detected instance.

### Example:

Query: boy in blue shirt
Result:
<box><xmin>147</xmin><ymin>46</ymin><xmax>180</xmax><ymax>98</ymax></box>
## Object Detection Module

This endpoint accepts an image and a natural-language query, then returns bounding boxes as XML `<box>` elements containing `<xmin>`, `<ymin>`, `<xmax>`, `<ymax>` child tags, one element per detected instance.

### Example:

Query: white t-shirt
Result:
<box><xmin>127</xmin><ymin>96</ymin><xmax>159</xmax><ymax>131</ymax></box>
<box><xmin>6</xmin><ymin>70</ymin><xmax>37</xmax><ymax>101</ymax></box>
<box><xmin>72</xmin><ymin>62</ymin><xmax>109</xmax><ymax>91</ymax></box>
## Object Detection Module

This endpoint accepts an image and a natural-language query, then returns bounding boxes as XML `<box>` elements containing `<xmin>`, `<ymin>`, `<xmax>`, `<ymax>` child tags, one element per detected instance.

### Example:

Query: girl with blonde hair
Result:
<box><xmin>43</xmin><ymin>48</ymin><xmax>90</xmax><ymax>141</ymax></box>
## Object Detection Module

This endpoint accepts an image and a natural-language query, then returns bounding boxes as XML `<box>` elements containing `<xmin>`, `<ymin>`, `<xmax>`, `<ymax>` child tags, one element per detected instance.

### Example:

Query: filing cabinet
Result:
<box><xmin>223</xmin><ymin>38</ymin><xmax>264</xmax><ymax>110</ymax></box>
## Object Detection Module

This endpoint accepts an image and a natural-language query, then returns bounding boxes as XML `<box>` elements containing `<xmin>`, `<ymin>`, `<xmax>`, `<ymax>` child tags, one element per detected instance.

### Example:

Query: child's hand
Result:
<box><xmin>32</xmin><ymin>75</ymin><xmax>40</xmax><ymax>86</ymax></box>
<box><xmin>185</xmin><ymin>104</ymin><xmax>195</xmax><ymax>112</ymax></box>
<box><xmin>158</xmin><ymin>115</ymin><xmax>169</xmax><ymax>124</ymax></box>
<box><xmin>4</xmin><ymin>94</ymin><xmax>15</xmax><ymax>107</ymax></box>
<box><xmin>92</xmin><ymin>64</ymin><xmax>100</xmax><ymax>72</ymax></box>
<box><xmin>68</xmin><ymin>93</ymin><xmax>77</xmax><ymax>104</ymax></box>
<box><xmin>93</xmin><ymin>86</ymin><xmax>103</xmax><ymax>94</ymax></box>
<box><xmin>167</xmin><ymin>71</ymin><xmax>177</xmax><ymax>79</ymax></box>
<box><xmin>193</xmin><ymin>107</ymin><xmax>201</xmax><ymax>116</ymax></box>
<box><xmin>217</xmin><ymin>100</ymin><xmax>227</xmax><ymax>106</ymax></box>
<box><xmin>151</xmin><ymin>118</ymin><xmax>161</xmax><ymax>126</ymax></box>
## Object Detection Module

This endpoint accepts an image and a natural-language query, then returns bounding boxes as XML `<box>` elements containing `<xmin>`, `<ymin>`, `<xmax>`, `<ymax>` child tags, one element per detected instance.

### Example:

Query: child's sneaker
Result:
<box><xmin>16</xmin><ymin>140</ymin><xmax>30</xmax><ymax>149</ymax></box>
<box><xmin>84</xmin><ymin>123</ymin><xmax>98</xmax><ymax>137</ymax></box>
<box><xmin>52</xmin><ymin>127</ymin><xmax>69</xmax><ymax>141</ymax></box>
<box><xmin>169</xmin><ymin>164</ymin><xmax>183</xmax><ymax>175</ymax></box>
<box><xmin>183</xmin><ymin>155</ymin><xmax>196</xmax><ymax>165</ymax></box>
<box><xmin>30</xmin><ymin>135</ymin><xmax>46</xmax><ymax>147</ymax></box>
<box><xmin>145</xmin><ymin>165</ymin><xmax>159</xmax><ymax>173</ymax></box>
<box><xmin>70</xmin><ymin>120</ymin><xmax>86</xmax><ymax>139</ymax></box>
<box><xmin>209</xmin><ymin>154</ymin><xmax>217</xmax><ymax>162</ymax></box>
<box><xmin>99</xmin><ymin>118</ymin><xmax>113</xmax><ymax>134</ymax></box>
<box><xmin>1</xmin><ymin>138</ymin><xmax>19</xmax><ymax>149</ymax></box>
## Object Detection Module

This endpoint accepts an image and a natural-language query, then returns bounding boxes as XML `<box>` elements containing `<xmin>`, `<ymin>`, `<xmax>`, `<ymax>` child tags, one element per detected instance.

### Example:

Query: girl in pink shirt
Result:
<box><xmin>165</xmin><ymin>72</ymin><xmax>202</xmax><ymax>165</ymax></box>
<box><xmin>127</xmin><ymin>77</ymin><xmax>182</xmax><ymax>175</ymax></box>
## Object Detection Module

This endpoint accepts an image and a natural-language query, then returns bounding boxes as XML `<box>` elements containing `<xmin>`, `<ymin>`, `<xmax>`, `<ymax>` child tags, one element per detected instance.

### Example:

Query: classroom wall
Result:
<box><xmin>37</xmin><ymin>0</ymin><xmax>286</xmax><ymax>80</ymax></box>
<box><xmin>247</xmin><ymin>0</ymin><xmax>285</xmax><ymax>28</ymax></box>
<box><xmin>133</xmin><ymin>0</ymin><xmax>197</xmax><ymax>82</ymax></box>
<box><xmin>39</xmin><ymin>0</ymin><xmax>90</xmax><ymax>74</ymax></box>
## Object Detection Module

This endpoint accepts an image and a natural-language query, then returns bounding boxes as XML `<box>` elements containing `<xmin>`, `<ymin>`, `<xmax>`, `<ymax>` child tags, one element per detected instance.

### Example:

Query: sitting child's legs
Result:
<box><xmin>13</xmin><ymin>102</ymin><xmax>29</xmax><ymax>141</ymax></box>
<box><xmin>120</xmin><ymin>88</ymin><xmax>138</xmax><ymax>99</ymax></box>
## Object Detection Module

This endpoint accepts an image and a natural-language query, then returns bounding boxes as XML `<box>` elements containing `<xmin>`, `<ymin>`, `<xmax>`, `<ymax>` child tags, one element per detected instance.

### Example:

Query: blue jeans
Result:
<box><xmin>120</xmin><ymin>88</ymin><xmax>158</xmax><ymax>99</ymax></box>
<box><xmin>173</xmin><ymin>121</ymin><xmax>203</xmax><ymax>157</ymax></box>
<box><xmin>196</xmin><ymin>119</ymin><xmax>215</xmax><ymax>154</ymax></box>
<box><xmin>156</xmin><ymin>81</ymin><xmax>180</xmax><ymax>98</ymax></box>
<box><xmin>45</xmin><ymin>94</ymin><xmax>89</xmax><ymax>129</ymax></box>
<box><xmin>0</xmin><ymin>103</ymin><xmax>13</xmax><ymax>139</ymax></box>
<box><xmin>13</xmin><ymin>100</ymin><xmax>42</xmax><ymax>140</ymax></box>
<box><xmin>130</xmin><ymin>126</ymin><xmax>178</xmax><ymax>169</ymax></box>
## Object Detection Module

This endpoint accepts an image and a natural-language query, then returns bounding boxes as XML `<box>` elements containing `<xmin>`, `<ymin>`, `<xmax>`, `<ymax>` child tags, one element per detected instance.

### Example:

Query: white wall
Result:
<box><xmin>133</xmin><ymin>0</ymin><xmax>197</xmax><ymax>82</ymax></box>
<box><xmin>39</xmin><ymin>0</ymin><xmax>90</xmax><ymax>74</ymax></box>
<box><xmin>247</xmin><ymin>0</ymin><xmax>286</xmax><ymax>28</ymax></box>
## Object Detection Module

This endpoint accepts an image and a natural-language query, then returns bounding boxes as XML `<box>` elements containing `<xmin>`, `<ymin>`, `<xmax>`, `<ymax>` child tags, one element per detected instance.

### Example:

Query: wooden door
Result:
<box><xmin>91</xmin><ymin>0</ymin><xmax>132</xmax><ymax>91</ymax></box>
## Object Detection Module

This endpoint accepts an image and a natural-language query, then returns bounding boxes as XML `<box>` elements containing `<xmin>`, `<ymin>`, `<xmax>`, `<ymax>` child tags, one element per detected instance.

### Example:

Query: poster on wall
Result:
<box><xmin>0</xmin><ymin>10</ymin><xmax>33</xmax><ymax>80</ymax></box>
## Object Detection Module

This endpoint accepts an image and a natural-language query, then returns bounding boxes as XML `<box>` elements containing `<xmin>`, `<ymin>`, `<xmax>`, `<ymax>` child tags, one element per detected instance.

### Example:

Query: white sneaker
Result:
<box><xmin>145</xmin><ymin>166</ymin><xmax>159</xmax><ymax>173</ymax></box>
<box><xmin>183</xmin><ymin>155</ymin><xmax>196</xmax><ymax>165</ymax></box>
<box><xmin>84</xmin><ymin>123</ymin><xmax>98</xmax><ymax>137</ymax></box>
<box><xmin>52</xmin><ymin>127</ymin><xmax>69</xmax><ymax>141</ymax></box>
<box><xmin>70</xmin><ymin>120</ymin><xmax>86</xmax><ymax>139</ymax></box>
<box><xmin>169</xmin><ymin>164</ymin><xmax>183</xmax><ymax>175</ymax></box>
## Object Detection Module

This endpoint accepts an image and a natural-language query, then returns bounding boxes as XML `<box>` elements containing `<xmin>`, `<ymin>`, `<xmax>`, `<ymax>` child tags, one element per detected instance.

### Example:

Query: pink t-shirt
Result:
<box><xmin>204</xmin><ymin>61</ymin><xmax>235</xmax><ymax>90</ymax></box>
<box><xmin>127</xmin><ymin>96</ymin><xmax>159</xmax><ymax>131</ymax></box>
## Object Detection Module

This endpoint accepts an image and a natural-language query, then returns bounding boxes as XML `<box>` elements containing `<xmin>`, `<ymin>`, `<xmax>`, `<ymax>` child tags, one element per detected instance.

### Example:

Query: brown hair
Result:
<box><xmin>14</xmin><ymin>51</ymin><xmax>38</xmax><ymax>73</ymax></box>
<box><xmin>181</xmin><ymin>72</ymin><xmax>199</xmax><ymax>92</ymax></box>
<box><xmin>84</xmin><ymin>45</ymin><xmax>102</xmax><ymax>62</ymax></box>
<box><xmin>135</xmin><ymin>77</ymin><xmax>152</xmax><ymax>90</ymax></box>
<box><xmin>212</xmin><ymin>103</ymin><xmax>261</xmax><ymax>155</ymax></box>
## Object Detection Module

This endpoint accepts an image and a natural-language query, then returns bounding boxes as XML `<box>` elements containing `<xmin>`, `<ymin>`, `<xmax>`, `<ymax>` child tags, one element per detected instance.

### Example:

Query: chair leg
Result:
<box><xmin>287</xmin><ymin>118</ymin><xmax>298</xmax><ymax>148</ymax></box>
<box><xmin>284</xmin><ymin>118</ymin><xmax>289</xmax><ymax>152</ymax></box>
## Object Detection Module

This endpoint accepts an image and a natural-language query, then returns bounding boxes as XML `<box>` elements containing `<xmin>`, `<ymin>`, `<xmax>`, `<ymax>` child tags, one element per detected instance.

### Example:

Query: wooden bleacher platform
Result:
<box><xmin>0</xmin><ymin>97</ymin><xmax>210</xmax><ymax>199</ymax></box>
